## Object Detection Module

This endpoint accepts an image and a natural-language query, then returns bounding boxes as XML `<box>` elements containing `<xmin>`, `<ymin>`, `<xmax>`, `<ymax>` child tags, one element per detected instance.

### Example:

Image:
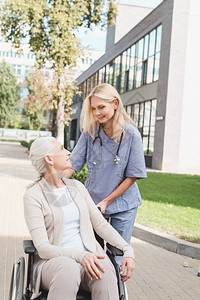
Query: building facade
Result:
<box><xmin>68</xmin><ymin>0</ymin><xmax>200</xmax><ymax>175</ymax></box>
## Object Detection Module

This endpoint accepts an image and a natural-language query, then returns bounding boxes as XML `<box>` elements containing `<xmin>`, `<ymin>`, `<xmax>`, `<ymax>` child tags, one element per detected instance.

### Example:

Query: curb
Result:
<box><xmin>133</xmin><ymin>223</ymin><xmax>200</xmax><ymax>260</ymax></box>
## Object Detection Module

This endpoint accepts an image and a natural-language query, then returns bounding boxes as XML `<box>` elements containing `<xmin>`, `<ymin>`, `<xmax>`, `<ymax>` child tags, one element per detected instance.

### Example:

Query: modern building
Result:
<box><xmin>67</xmin><ymin>0</ymin><xmax>200</xmax><ymax>175</ymax></box>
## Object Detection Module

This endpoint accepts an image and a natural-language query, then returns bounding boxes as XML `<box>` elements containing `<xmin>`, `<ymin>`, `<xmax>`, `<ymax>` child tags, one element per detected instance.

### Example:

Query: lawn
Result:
<box><xmin>136</xmin><ymin>172</ymin><xmax>200</xmax><ymax>243</ymax></box>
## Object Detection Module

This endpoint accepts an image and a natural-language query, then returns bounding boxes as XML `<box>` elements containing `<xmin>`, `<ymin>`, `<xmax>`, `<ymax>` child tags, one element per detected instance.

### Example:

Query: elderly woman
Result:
<box><xmin>24</xmin><ymin>137</ymin><xmax>135</xmax><ymax>300</ymax></box>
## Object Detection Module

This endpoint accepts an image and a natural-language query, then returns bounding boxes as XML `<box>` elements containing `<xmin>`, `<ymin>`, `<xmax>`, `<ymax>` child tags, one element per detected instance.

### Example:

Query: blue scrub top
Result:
<box><xmin>70</xmin><ymin>123</ymin><xmax>147</xmax><ymax>214</ymax></box>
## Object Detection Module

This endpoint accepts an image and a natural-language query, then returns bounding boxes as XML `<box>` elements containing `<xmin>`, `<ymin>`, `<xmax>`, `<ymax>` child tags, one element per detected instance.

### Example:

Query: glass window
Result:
<box><xmin>139</xmin><ymin>102</ymin><xmax>144</xmax><ymax>129</ymax></box>
<box><xmin>10</xmin><ymin>52</ymin><xmax>13</xmax><ymax>57</ymax></box>
<box><xmin>98</xmin><ymin>68</ymin><xmax>104</xmax><ymax>85</ymax></box>
<box><xmin>143</xmin><ymin>34</ymin><xmax>149</xmax><ymax>60</ymax></box>
<box><xmin>126</xmin><ymin>48</ymin><xmax>131</xmax><ymax>71</ymax></box>
<box><xmin>6</xmin><ymin>51</ymin><xmax>9</xmax><ymax>57</ymax></box>
<box><xmin>121</xmin><ymin>51</ymin><xmax>127</xmax><ymax>74</ymax></box>
<box><xmin>149</xmin><ymin>29</ymin><xmax>156</xmax><ymax>57</ymax></box>
<box><xmin>142</xmin><ymin>60</ymin><xmax>148</xmax><ymax>85</ymax></box>
<box><xmin>128</xmin><ymin>66</ymin><xmax>134</xmax><ymax>91</ymax></box>
<box><xmin>3</xmin><ymin>51</ymin><xmax>5</xmax><ymax>57</ymax></box>
<box><xmin>144</xmin><ymin>101</ymin><xmax>151</xmax><ymax>128</ymax></box>
<box><xmin>137</xmin><ymin>39</ymin><xmax>144</xmax><ymax>64</ymax></box>
<box><xmin>135</xmin><ymin>62</ymin><xmax>142</xmax><ymax>88</ymax></box>
<box><xmin>0</xmin><ymin>51</ymin><xmax>1</xmax><ymax>57</ymax></box>
<box><xmin>153</xmin><ymin>52</ymin><xmax>160</xmax><ymax>81</ymax></box>
<box><xmin>129</xmin><ymin>45</ymin><xmax>135</xmax><ymax>68</ymax></box>
<box><xmin>27</xmin><ymin>54</ymin><xmax>30</xmax><ymax>59</ymax></box>
<box><xmin>113</xmin><ymin>56</ymin><xmax>121</xmax><ymax>89</ymax></box>
<box><xmin>87</xmin><ymin>77</ymin><xmax>92</xmax><ymax>92</ymax></box>
<box><xmin>25</xmin><ymin>69</ymin><xmax>29</xmax><ymax>76</ymax></box>
<box><xmin>151</xmin><ymin>100</ymin><xmax>157</xmax><ymax>126</ymax></box>
<box><xmin>155</xmin><ymin>25</ymin><xmax>162</xmax><ymax>53</ymax></box>
<box><xmin>105</xmin><ymin>64</ymin><xmax>110</xmax><ymax>83</ymax></box>
<box><xmin>120</xmin><ymin>71</ymin><xmax>126</xmax><ymax>94</ymax></box>
<box><xmin>133</xmin><ymin>103</ymin><xmax>139</xmax><ymax>126</ymax></box>
<box><xmin>13</xmin><ymin>64</ymin><xmax>16</xmax><ymax>73</ymax></box>
<box><xmin>126</xmin><ymin>105</ymin><xmax>131</xmax><ymax>117</ymax></box>
<box><xmin>147</xmin><ymin>56</ymin><xmax>154</xmax><ymax>83</ymax></box>
<box><xmin>31</xmin><ymin>54</ymin><xmax>34</xmax><ymax>59</ymax></box>
<box><xmin>109</xmin><ymin>61</ymin><xmax>114</xmax><ymax>85</ymax></box>
<box><xmin>18</xmin><ymin>53</ymin><xmax>21</xmax><ymax>58</ymax></box>
<box><xmin>93</xmin><ymin>72</ymin><xmax>98</xmax><ymax>87</ymax></box>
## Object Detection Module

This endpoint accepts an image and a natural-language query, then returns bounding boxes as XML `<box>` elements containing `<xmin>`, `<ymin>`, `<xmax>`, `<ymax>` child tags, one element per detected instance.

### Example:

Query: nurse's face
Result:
<box><xmin>91</xmin><ymin>96</ymin><xmax>118</xmax><ymax>125</ymax></box>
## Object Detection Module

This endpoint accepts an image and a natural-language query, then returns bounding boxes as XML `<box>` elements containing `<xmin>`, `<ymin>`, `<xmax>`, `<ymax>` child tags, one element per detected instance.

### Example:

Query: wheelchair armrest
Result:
<box><xmin>23</xmin><ymin>240</ymin><xmax>36</xmax><ymax>254</ymax></box>
<box><xmin>107</xmin><ymin>243</ymin><xmax>123</xmax><ymax>256</ymax></box>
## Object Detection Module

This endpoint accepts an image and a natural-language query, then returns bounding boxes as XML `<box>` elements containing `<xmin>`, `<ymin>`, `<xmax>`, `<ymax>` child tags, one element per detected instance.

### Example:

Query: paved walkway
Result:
<box><xmin>0</xmin><ymin>142</ymin><xmax>200</xmax><ymax>300</ymax></box>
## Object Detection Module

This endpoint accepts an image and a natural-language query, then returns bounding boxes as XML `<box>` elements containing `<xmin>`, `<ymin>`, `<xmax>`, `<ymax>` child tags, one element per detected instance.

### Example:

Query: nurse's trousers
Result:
<box><xmin>104</xmin><ymin>207</ymin><xmax>138</xmax><ymax>265</ymax></box>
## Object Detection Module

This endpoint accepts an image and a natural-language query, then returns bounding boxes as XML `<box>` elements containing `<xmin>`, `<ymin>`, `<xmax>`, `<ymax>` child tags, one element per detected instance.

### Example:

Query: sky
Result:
<box><xmin>75</xmin><ymin>0</ymin><xmax>163</xmax><ymax>52</ymax></box>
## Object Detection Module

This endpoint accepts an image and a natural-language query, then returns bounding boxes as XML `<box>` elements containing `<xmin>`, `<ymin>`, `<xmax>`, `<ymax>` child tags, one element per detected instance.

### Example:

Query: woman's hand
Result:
<box><xmin>96</xmin><ymin>199</ymin><xmax>108</xmax><ymax>214</ymax></box>
<box><xmin>120</xmin><ymin>257</ymin><xmax>135</xmax><ymax>282</ymax></box>
<box><xmin>81</xmin><ymin>252</ymin><xmax>106</xmax><ymax>280</ymax></box>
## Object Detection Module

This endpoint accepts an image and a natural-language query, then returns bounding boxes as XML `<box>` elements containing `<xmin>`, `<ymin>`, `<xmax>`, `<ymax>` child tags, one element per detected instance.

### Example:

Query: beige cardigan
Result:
<box><xmin>24</xmin><ymin>177</ymin><xmax>134</xmax><ymax>298</ymax></box>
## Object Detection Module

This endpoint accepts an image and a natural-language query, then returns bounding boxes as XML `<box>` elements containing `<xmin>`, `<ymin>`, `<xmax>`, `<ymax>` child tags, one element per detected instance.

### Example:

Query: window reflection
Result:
<box><xmin>149</xmin><ymin>29</ymin><xmax>156</xmax><ymax>57</ymax></box>
<box><xmin>76</xmin><ymin>25</ymin><xmax>162</xmax><ymax>101</ymax></box>
<box><xmin>125</xmin><ymin>99</ymin><xmax>157</xmax><ymax>153</ymax></box>
<box><xmin>156</xmin><ymin>25</ymin><xmax>162</xmax><ymax>53</ymax></box>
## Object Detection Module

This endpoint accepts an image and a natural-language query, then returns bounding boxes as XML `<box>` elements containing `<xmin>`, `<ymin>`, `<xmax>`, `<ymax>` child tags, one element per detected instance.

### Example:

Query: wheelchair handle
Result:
<box><xmin>23</xmin><ymin>240</ymin><xmax>36</xmax><ymax>254</ymax></box>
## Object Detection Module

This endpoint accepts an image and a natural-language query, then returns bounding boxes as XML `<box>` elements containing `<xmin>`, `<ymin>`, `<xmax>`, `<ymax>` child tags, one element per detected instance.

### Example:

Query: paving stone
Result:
<box><xmin>0</xmin><ymin>142</ymin><xmax>200</xmax><ymax>300</ymax></box>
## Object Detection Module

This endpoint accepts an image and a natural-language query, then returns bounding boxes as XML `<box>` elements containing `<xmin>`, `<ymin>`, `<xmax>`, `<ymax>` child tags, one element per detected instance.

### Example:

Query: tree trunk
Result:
<box><xmin>56</xmin><ymin>96</ymin><xmax>65</xmax><ymax>144</ymax></box>
<box><xmin>56</xmin><ymin>75</ymin><xmax>65</xmax><ymax>144</ymax></box>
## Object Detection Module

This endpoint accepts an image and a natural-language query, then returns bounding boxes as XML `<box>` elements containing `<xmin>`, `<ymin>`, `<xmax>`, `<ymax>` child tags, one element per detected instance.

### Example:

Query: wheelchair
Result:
<box><xmin>9</xmin><ymin>240</ymin><xmax>129</xmax><ymax>300</ymax></box>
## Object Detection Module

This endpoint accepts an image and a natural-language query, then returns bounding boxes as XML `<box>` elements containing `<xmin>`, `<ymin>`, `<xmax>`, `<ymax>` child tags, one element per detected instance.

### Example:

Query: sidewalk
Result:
<box><xmin>0</xmin><ymin>141</ymin><xmax>200</xmax><ymax>300</ymax></box>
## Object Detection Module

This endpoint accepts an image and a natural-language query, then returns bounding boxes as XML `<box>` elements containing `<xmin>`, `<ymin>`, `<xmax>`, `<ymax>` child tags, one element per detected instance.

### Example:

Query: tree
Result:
<box><xmin>0</xmin><ymin>0</ymin><xmax>117</xmax><ymax>143</ymax></box>
<box><xmin>25</xmin><ymin>68</ymin><xmax>51</xmax><ymax>130</ymax></box>
<box><xmin>0</xmin><ymin>60</ymin><xmax>20</xmax><ymax>128</ymax></box>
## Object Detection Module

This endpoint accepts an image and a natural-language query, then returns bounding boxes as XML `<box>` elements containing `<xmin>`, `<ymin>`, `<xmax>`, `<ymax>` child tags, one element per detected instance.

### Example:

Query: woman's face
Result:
<box><xmin>51</xmin><ymin>141</ymin><xmax>71</xmax><ymax>171</ymax></box>
<box><xmin>91</xmin><ymin>96</ymin><xmax>118</xmax><ymax>125</ymax></box>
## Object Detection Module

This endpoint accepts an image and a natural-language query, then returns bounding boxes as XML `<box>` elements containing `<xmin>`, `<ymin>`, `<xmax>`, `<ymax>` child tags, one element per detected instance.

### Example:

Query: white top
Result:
<box><xmin>52</xmin><ymin>186</ymin><xmax>87</xmax><ymax>251</ymax></box>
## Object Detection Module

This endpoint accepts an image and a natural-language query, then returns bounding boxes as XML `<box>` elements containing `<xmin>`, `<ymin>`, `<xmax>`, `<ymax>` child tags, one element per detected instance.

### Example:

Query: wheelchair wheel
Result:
<box><xmin>9</xmin><ymin>257</ymin><xmax>25</xmax><ymax>300</ymax></box>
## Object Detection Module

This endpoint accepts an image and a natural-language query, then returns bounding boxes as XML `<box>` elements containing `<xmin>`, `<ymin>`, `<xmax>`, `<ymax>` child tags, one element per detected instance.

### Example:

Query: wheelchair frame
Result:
<box><xmin>9</xmin><ymin>240</ymin><xmax>128</xmax><ymax>300</ymax></box>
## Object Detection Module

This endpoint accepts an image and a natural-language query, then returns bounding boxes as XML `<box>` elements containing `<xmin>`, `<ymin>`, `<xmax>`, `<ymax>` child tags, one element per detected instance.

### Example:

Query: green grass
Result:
<box><xmin>136</xmin><ymin>172</ymin><xmax>200</xmax><ymax>244</ymax></box>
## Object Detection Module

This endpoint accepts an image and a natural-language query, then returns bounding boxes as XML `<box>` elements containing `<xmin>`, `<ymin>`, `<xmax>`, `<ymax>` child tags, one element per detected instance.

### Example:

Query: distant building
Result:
<box><xmin>0</xmin><ymin>41</ymin><xmax>103</xmax><ymax>130</ymax></box>
<box><xmin>68</xmin><ymin>0</ymin><xmax>200</xmax><ymax>175</ymax></box>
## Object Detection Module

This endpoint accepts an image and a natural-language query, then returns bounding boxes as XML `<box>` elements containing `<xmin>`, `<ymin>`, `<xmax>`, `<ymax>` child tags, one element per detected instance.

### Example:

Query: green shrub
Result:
<box><xmin>71</xmin><ymin>164</ymin><xmax>88</xmax><ymax>184</ymax></box>
<box><xmin>144</xmin><ymin>149</ymin><xmax>153</xmax><ymax>154</ymax></box>
<box><xmin>20</xmin><ymin>140</ymin><xmax>34</xmax><ymax>150</ymax></box>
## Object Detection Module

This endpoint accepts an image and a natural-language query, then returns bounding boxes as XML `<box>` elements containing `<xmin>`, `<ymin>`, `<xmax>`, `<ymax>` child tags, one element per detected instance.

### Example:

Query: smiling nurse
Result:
<box><xmin>67</xmin><ymin>83</ymin><xmax>147</xmax><ymax>264</ymax></box>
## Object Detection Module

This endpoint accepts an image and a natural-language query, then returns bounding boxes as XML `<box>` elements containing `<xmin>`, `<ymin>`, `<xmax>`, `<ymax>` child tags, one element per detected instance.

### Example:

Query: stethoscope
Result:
<box><xmin>89</xmin><ymin>126</ymin><xmax>124</xmax><ymax>165</ymax></box>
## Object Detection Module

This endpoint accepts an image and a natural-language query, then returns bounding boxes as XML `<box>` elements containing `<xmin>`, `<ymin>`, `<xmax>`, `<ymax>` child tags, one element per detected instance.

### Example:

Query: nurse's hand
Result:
<box><xmin>97</xmin><ymin>199</ymin><xmax>108</xmax><ymax>214</ymax></box>
<box><xmin>120</xmin><ymin>257</ymin><xmax>135</xmax><ymax>282</ymax></box>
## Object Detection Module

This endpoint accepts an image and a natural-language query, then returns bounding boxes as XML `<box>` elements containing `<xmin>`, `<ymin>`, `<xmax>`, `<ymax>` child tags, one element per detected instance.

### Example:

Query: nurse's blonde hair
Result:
<box><xmin>80</xmin><ymin>83</ymin><xmax>135</xmax><ymax>143</ymax></box>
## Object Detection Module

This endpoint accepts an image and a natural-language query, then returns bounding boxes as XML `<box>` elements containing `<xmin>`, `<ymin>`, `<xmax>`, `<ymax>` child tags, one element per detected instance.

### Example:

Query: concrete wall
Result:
<box><xmin>178</xmin><ymin>0</ymin><xmax>200</xmax><ymax>174</ymax></box>
<box><xmin>115</xmin><ymin>4</ymin><xmax>153</xmax><ymax>43</ymax></box>
<box><xmin>152</xmin><ymin>0</ymin><xmax>174</xmax><ymax>170</ymax></box>
<box><xmin>121</xmin><ymin>82</ymin><xmax>158</xmax><ymax>106</ymax></box>
<box><xmin>161</xmin><ymin>0</ymin><xmax>200</xmax><ymax>174</ymax></box>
